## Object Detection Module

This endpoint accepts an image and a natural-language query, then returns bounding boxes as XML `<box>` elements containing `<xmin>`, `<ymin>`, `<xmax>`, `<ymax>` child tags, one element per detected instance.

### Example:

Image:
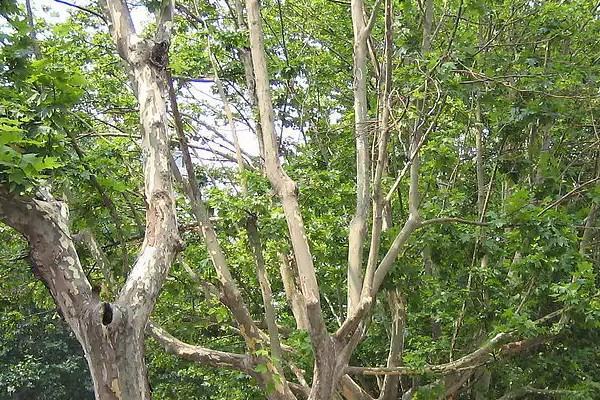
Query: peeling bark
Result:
<box><xmin>1</xmin><ymin>1</ymin><xmax>181</xmax><ymax>398</ymax></box>
<box><xmin>279</xmin><ymin>254</ymin><xmax>310</xmax><ymax>330</ymax></box>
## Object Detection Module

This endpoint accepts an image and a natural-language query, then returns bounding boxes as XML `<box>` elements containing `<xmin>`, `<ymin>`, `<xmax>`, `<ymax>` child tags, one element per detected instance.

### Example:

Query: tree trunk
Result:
<box><xmin>0</xmin><ymin>1</ymin><xmax>181</xmax><ymax>399</ymax></box>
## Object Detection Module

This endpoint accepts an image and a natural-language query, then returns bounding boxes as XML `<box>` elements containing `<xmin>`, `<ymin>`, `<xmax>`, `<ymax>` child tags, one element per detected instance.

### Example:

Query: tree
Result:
<box><xmin>1</xmin><ymin>0</ymin><xmax>179</xmax><ymax>398</ymax></box>
<box><xmin>2</xmin><ymin>0</ymin><xmax>600</xmax><ymax>399</ymax></box>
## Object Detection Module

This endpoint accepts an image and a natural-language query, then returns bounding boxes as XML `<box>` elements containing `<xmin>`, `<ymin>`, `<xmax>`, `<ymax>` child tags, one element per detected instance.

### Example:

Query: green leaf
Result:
<box><xmin>253</xmin><ymin>364</ymin><xmax>268</xmax><ymax>373</ymax></box>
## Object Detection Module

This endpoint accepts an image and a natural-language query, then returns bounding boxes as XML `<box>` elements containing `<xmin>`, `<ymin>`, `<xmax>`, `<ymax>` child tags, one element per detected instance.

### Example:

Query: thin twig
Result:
<box><xmin>52</xmin><ymin>0</ymin><xmax>107</xmax><ymax>23</ymax></box>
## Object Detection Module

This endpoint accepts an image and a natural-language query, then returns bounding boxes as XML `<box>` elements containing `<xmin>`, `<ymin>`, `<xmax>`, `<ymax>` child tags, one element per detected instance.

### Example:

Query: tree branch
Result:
<box><xmin>538</xmin><ymin>177</ymin><xmax>600</xmax><ymax>217</ymax></box>
<box><xmin>147</xmin><ymin>321</ymin><xmax>252</xmax><ymax>373</ymax></box>
<box><xmin>102</xmin><ymin>0</ymin><xmax>181</xmax><ymax>326</ymax></box>
<box><xmin>99</xmin><ymin>0</ymin><xmax>136</xmax><ymax>61</ymax></box>
<box><xmin>420</xmin><ymin>217</ymin><xmax>488</xmax><ymax>228</ymax></box>
<box><xmin>245</xmin><ymin>0</ymin><xmax>327</xmax><ymax>345</ymax></box>
<box><xmin>348</xmin><ymin>321</ymin><xmax>559</xmax><ymax>377</ymax></box>
<box><xmin>0</xmin><ymin>188</ymin><xmax>93</xmax><ymax>324</ymax></box>
<box><xmin>347</xmin><ymin>333</ymin><xmax>509</xmax><ymax>376</ymax></box>
<box><xmin>497</xmin><ymin>386</ymin><xmax>575</xmax><ymax>400</ymax></box>
<box><xmin>53</xmin><ymin>0</ymin><xmax>107</xmax><ymax>23</ymax></box>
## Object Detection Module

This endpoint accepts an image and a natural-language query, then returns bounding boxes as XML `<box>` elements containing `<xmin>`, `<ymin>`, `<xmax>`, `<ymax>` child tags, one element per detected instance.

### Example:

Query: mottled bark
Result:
<box><xmin>279</xmin><ymin>254</ymin><xmax>309</xmax><ymax>330</ymax></box>
<box><xmin>1</xmin><ymin>1</ymin><xmax>181</xmax><ymax>398</ymax></box>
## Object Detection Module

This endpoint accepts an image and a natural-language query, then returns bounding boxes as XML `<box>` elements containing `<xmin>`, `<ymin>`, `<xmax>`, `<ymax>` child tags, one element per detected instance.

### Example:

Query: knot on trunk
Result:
<box><xmin>102</xmin><ymin>302</ymin><xmax>113</xmax><ymax>325</ymax></box>
<box><xmin>149</xmin><ymin>41</ymin><xmax>169</xmax><ymax>69</ymax></box>
<box><xmin>99</xmin><ymin>302</ymin><xmax>123</xmax><ymax>327</ymax></box>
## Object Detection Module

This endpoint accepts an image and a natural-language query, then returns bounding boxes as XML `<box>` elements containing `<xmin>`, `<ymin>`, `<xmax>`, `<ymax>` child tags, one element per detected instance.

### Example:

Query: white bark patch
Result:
<box><xmin>128</xmin><ymin>247</ymin><xmax>157</xmax><ymax>282</ymax></box>
<box><xmin>60</xmin><ymin>291</ymin><xmax>74</xmax><ymax>309</ymax></box>
<box><xmin>121</xmin><ymin>247</ymin><xmax>159</xmax><ymax>307</ymax></box>
<box><xmin>59</xmin><ymin>204</ymin><xmax>69</xmax><ymax>220</ymax></box>
<box><xmin>59</xmin><ymin>236</ymin><xmax>71</xmax><ymax>249</ymax></box>
<box><xmin>128</xmin><ymin>33</ymin><xmax>143</xmax><ymax>48</ymax></box>
<box><xmin>66</xmin><ymin>258</ymin><xmax>79</xmax><ymax>275</ymax></box>
<box><xmin>110</xmin><ymin>378</ymin><xmax>122</xmax><ymax>400</ymax></box>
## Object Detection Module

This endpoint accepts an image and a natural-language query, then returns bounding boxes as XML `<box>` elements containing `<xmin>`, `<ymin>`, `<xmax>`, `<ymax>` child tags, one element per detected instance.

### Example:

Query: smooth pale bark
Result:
<box><xmin>246</xmin><ymin>218</ymin><xmax>287</xmax><ymax>379</ymax></box>
<box><xmin>362</xmin><ymin>0</ymin><xmax>392</xmax><ymax>300</ymax></box>
<box><xmin>245</xmin><ymin>0</ymin><xmax>322</xmax><ymax>316</ymax></box>
<box><xmin>347</xmin><ymin>0</ymin><xmax>374</xmax><ymax>313</ymax></box>
<box><xmin>245</xmin><ymin>1</ymin><xmax>335</xmax><ymax>398</ymax></box>
<box><xmin>204</xmin><ymin>32</ymin><xmax>288</xmax><ymax>381</ymax></box>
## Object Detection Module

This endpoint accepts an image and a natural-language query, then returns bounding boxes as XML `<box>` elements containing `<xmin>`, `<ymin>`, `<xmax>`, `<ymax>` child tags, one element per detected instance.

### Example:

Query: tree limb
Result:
<box><xmin>497</xmin><ymin>386</ymin><xmax>575</xmax><ymax>400</ymax></box>
<box><xmin>147</xmin><ymin>321</ymin><xmax>253</xmax><ymax>373</ymax></box>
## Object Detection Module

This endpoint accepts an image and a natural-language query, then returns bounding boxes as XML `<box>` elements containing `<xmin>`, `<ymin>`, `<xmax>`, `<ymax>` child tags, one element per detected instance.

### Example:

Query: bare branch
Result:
<box><xmin>147</xmin><ymin>321</ymin><xmax>252</xmax><ymax>373</ymax></box>
<box><xmin>167</xmin><ymin>71</ymin><xmax>266</xmax><ymax>352</ymax></box>
<box><xmin>347</xmin><ymin>333</ymin><xmax>509</xmax><ymax>376</ymax></box>
<box><xmin>372</xmin><ymin>216</ymin><xmax>421</xmax><ymax>295</ymax></box>
<box><xmin>348</xmin><ymin>307</ymin><xmax>564</xmax><ymax>377</ymax></box>
<box><xmin>347</xmin><ymin>0</ymin><xmax>373</xmax><ymax>313</ymax></box>
<box><xmin>538</xmin><ymin>177</ymin><xmax>600</xmax><ymax>216</ymax></box>
<box><xmin>245</xmin><ymin>0</ymin><xmax>327</xmax><ymax>348</ymax></box>
<box><xmin>420</xmin><ymin>217</ymin><xmax>488</xmax><ymax>228</ymax></box>
<box><xmin>497</xmin><ymin>386</ymin><xmax>575</xmax><ymax>400</ymax></box>
<box><xmin>73</xmin><ymin>229</ymin><xmax>117</xmax><ymax>289</ymax></box>
<box><xmin>53</xmin><ymin>0</ymin><xmax>107</xmax><ymax>23</ymax></box>
<box><xmin>362</xmin><ymin>0</ymin><xmax>382</xmax><ymax>39</ymax></box>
